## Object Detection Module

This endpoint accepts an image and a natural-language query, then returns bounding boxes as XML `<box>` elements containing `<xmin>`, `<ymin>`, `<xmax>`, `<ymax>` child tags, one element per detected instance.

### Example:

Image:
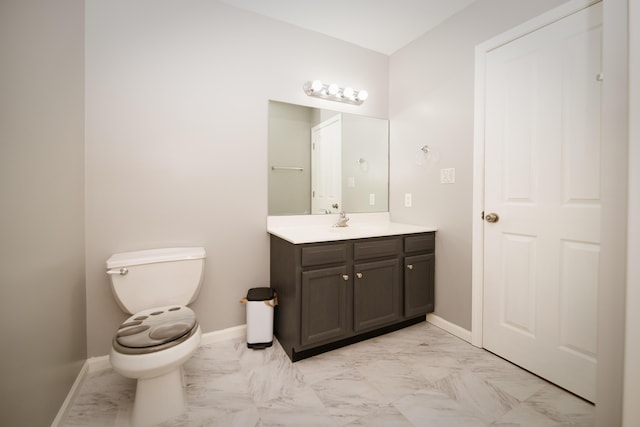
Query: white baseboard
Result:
<box><xmin>52</xmin><ymin>324</ymin><xmax>248</xmax><ymax>426</ymax></box>
<box><xmin>200</xmin><ymin>324</ymin><xmax>246</xmax><ymax>346</ymax></box>
<box><xmin>51</xmin><ymin>360</ymin><xmax>91</xmax><ymax>427</ymax></box>
<box><xmin>426</xmin><ymin>313</ymin><xmax>473</xmax><ymax>344</ymax></box>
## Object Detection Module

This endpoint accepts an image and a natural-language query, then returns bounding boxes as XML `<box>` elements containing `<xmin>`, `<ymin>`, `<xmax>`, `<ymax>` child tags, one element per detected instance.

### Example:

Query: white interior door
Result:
<box><xmin>311</xmin><ymin>115</ymin><xmax>342</xmax><ymax>214</ymax></box>
<box><xmin>483</xmin><ymin>3</ymin><xmax>602</xmax><ymax>402</ymax></box>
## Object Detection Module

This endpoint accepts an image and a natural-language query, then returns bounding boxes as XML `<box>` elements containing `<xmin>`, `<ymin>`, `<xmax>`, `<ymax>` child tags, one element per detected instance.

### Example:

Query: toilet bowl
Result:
<box><xmin>106</xmin><ymin>247</ymin><xmax>206</xmax><ymax>426</ymax></box>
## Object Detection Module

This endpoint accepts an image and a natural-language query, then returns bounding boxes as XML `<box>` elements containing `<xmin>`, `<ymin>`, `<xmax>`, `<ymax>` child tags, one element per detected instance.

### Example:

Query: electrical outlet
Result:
<box><xmin>404</xmin><ymin>193</ymin><xmax>412</xmax><ymax>207</ymax></box>
<box><xmin>369</xmin><ymin>193</ymin><xmax>375</xmax><ymax>205</ymax></box>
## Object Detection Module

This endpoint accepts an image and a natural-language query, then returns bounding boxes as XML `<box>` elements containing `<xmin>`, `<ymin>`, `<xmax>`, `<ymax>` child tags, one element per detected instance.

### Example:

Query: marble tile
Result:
<box><xmin>159</xmin><ymin>406</ymin><xmax>261</xmax><ymax>427</ymax></box>
<box><xmin>185</xmin><ymin>370</ymin><xmax>254</xmax><ymax>412</ymax></box>
<box><xmin>61</xmin><ymin>323</ymin><xmax>594</xmax><ymax>427</ymax></box>
<box><xmin>355</xmin><ymin>356</ymin><xmax>429</xmax><ymax>401</ymax></box>
<box><xmin>523</xmin><ymin>384</ymin><xmax>594</xmax><ymax>426</ymax></box>
<box><xmin>256</xmin><ymin>386</ymin><xmax>334</xmax><ymax>427</ymax></box>
<box><xmin>429</xmin><ymin>370</ymin><xmax>520</xmax><ymax>423</ymax></box>
<box><xmin>472</xmin><ymin>360</ymin><xmax>548</xmax><ymax>403</ymax></box>
<box><xmin>63</xmin><ymin>369</ymin><xmax>134</xmax><ymax>427</ymax></box>
<box><xmin>393</xmin><ymin>388</ymin><xmax>487</xmax><ymax>427</ymax></box>
<box><xmin>236</xmin><ymin>340</ymin><xmax>306</xmax><ymax>405</ymax></box>
<box><xmin>310</xmin><ymin>369</ymin><xmax>392</xmax><ymax>425</ymax></box>
<box><xmin>343</xmin><ymin>404</ymin><xmax>415</xmax><ymax>427</ymax></box>
<box><xmin>185</xmin><ymin>340</ymin><xmax>243</xmax><ymax>381</ymax></box>
<box><xmin>294</xmin><ymin>352</ymin><xmax>355</xmax><ymax>386</ymax></box>
<box><xmin>494</xmin><ymin>403</ymin><xmax>574</xmax><ymax>427</ymax></box>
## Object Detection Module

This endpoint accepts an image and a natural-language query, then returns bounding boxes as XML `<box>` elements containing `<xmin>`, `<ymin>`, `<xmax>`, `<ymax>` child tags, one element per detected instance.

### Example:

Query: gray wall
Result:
<box><xmin>85</xmin><ymin>0</ymin><xmax>389</xmax><ymax>356</ymax></box>
<box><xmin>388</xmin><ymin>0</ymin><xmax>570</xmax><ymax>330</ymax></box>
<box><xmin>0</xmin><ymin>0</ymin><xmax>86</xmax><ymax>425</ymax></box>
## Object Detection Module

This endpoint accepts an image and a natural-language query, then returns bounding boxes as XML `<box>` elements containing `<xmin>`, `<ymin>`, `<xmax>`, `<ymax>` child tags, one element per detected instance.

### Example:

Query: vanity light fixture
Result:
<box><xmin>303</xmin><ymin>80</ymin><xmax>368</xmax><ymax>105</ymax></box>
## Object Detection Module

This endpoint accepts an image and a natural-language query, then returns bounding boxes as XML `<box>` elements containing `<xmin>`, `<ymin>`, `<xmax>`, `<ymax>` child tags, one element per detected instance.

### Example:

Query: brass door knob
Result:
<box><xmin>485</xmin><ymin>212</ymin><xmax>500</xmax><ymax>223</ymax></box>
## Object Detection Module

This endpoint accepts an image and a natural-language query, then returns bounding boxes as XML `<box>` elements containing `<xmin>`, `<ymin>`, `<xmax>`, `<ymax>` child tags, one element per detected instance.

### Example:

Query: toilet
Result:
<box><xmin>106</xmin><ymin>247</ymin><xmax>206</xmax><ymax>426</ymax></box>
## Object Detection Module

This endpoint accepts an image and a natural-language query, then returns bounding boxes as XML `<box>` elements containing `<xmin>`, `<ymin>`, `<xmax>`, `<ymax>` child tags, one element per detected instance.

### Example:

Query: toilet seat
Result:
<box><xmin>113</xmin><ymin>306</ymin><xmax>198</xmax><ymax>355</ymax></box>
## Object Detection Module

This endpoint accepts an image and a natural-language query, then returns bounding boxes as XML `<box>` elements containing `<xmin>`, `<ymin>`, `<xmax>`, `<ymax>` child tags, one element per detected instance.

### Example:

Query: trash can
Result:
<box><xmin>241</xmin><ymin>287</ymin><xmax>277</xmax><ymax>349</ymax></box>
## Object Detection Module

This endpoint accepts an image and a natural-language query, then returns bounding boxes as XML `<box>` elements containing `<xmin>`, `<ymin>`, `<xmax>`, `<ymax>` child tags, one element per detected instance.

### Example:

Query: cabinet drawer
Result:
<box><xmin>301</xmin><ymin>243</ymin><xmax>347</xmax><ymax>267</ymax></box>
<box><xmin>354</xmin><ymin>238</ymin><xmax>401</xmax><ymax>260</ymax></box>
<box><xmin>405</xmin><ymin>233</ymin><xmax>435</xmax><ymax>253</ymax></box>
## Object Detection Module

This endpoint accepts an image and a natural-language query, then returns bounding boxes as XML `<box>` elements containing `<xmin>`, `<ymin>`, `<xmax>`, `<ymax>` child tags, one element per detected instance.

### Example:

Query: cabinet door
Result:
<box><xmin>301</xmin><ymin>265</ymin><xmax>348</xmax><ymax>347</ymax></box>
<box><xmin>404</xmin><ymin>253</ymin><xmax>435</xmax><ymax>317</ymax></box>
<box><xmin>353</xmin><ymin>258</ymin><xmax>401</xmax><ymax>332</ymax></box>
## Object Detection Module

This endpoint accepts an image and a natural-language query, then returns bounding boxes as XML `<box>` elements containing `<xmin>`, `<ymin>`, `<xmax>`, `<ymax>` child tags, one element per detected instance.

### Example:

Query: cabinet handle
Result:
<box><xmin>356</xmin><ymin>272</ymin><xmax>363</xmax><ymax>279</ymax></box>
<box><xmin>342</xmin><ymin>274</ymin><xmax>349</xmax><ymax>281</ymax></box>
<box><xmin>407</xmin><ymin>264</ymin><xmax>413</xmax><ymax>270</ymax></box>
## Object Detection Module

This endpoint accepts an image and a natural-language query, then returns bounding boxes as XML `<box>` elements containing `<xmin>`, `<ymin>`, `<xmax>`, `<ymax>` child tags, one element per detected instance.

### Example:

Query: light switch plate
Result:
<box><xmin>440</xmin><ymin>168</ymin><xmax>456</xmax><ymax>184</ymax></box>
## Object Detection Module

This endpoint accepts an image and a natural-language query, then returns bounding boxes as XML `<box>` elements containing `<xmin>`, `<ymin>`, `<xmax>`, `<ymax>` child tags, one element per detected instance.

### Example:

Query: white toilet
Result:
<box><xmin>106</xmin><ymin>247</ymin><xmax>206</xmax><ymax>426</ymax></box>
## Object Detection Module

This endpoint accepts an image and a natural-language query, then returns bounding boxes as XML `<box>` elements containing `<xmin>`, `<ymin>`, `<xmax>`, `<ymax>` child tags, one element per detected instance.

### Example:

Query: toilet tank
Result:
<box><xmin>106</xmin><ymin>247</ymin><xmax>206</xmax><ymax>314</ymax></box>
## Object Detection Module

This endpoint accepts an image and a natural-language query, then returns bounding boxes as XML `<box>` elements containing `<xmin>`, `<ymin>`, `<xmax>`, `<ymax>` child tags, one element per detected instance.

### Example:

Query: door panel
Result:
<box><xmin>301</xmin><ymin>265</ymin><xmax>348</xmax><ymax>347</ymax></box>
<box><xmin>559</xmin><ymin>241</ymin><xmax>598</xmax><ymax>360</ymax></box>
<box><xmin>483</xmin><ymin>3</ymin><xmax>601</xmax><ymax>401</ymax></box>
<box><xmin>404</xmin><ymin>253</ymin><xmax>435</xmax><ymax>317</ymax></box>
<box><xmin>501</xmin><ymin>233</ymin><xmax>537</xmax><ymax>337</ymax></box>
<box><xmin>353</xmin><ymin>259</ymin><xmax>401</xmax><ymax>332</ymax></box>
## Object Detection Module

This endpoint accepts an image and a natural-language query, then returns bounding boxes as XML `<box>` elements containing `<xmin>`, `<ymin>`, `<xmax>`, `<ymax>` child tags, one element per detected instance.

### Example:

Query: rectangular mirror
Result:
<box><xmin>268</xmin><ymin>100</ymin><xmax>389</xmax><ymax>215</ymax></box>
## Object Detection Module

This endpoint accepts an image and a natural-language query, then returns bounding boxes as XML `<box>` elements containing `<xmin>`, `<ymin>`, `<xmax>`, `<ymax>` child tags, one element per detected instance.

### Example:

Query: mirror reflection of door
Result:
<box><xmin>311</xmin><ymin>114</ymin><xmax>342</xmax><ymax>214</ymax></box>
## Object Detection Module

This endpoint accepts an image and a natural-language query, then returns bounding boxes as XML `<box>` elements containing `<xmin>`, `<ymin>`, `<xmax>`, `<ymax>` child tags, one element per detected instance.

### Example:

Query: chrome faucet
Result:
<box><xmin>334</xmin><ymin>211</ymin><xmax>350</xmax><ymax>227</ymax></box>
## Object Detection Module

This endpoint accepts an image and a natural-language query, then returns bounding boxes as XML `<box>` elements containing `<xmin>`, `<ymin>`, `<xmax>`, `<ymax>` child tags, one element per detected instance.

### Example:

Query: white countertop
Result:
<box><xmin>267</xmin><ymin>213</ymin><xmax>437</xmax><ymax>244</ymax></box>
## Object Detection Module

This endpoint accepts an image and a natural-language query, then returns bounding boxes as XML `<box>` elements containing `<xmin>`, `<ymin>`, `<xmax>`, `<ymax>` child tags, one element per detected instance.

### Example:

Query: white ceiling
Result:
<box><xmin>218</xmin><ymin>0</ymin><xmax>477</xmax><ymax>55</ymax></box>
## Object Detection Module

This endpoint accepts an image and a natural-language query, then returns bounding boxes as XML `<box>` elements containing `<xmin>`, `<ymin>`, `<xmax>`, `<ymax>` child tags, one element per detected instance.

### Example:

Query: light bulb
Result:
<box><xmin>310</xmin><ymin>80</ymin><xmax>323</xmax><ymax>93</ymax></box>
<box><xmin>357</xmin><ymin>89</ymin><xmax>368</xmax><ymax>101</ymax></box>
<box><xmin>328</xmin><ymin>83</ymin><xmax>340</xmax><ymax>95</ymax></box>
<box><xmin>343</xmin><ymin>87</ymin><xmax>354</xmax><ymax>99</ymax></box>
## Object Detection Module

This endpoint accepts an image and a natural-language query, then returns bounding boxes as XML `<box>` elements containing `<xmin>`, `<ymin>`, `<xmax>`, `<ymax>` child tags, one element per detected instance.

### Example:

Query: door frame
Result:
<box><xmin>470</xmin><ymin>0</ymin><xmax>601</xmax><ymax>347</ymax></box>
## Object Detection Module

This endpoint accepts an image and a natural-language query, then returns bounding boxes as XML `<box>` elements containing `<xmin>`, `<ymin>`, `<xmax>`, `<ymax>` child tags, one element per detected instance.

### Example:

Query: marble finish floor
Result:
<box><xmin>62</xmin><ymin>322</ymin><xmax>594</xmax><ymax>426</ymax></box>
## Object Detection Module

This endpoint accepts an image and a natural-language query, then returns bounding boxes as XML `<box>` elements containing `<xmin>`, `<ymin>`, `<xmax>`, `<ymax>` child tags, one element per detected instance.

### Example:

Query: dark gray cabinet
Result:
<box><xmin>300</xmin><ymin>265</ymin><xmax>348</xmax><ymax>346</ymax></box>
<box><xmin>403</xmin><ymin>233</ymin><xmax>436</xmax><ymax>318</ymax></box>
<box><xmin>270</xmin><ymin>231</ymin><xmax>435</xmax><ymax>361</ymax></box>
<box><xmin>353</xmin><ymin>258</ymin><xmax>401</xmax><ymax>332</ymax></box>
<box><xmin>404</xmin><ymin>253</ymin><xmax>435</xmax><ymax>317</ymax></box>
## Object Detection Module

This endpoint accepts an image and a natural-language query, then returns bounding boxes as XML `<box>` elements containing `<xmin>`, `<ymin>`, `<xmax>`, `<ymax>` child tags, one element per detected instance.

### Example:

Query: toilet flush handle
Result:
<box><xmin>106</xmin><ymin>268</ymin><xmax>128</xmax><ymax>276</ymax></box>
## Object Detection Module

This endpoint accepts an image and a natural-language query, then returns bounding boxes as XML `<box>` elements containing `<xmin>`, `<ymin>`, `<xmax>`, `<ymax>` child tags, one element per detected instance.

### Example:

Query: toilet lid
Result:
<box><xmin>114</xmin><ymin>306</ymin><xmax>197</xmax><ymax>353</ymax></box>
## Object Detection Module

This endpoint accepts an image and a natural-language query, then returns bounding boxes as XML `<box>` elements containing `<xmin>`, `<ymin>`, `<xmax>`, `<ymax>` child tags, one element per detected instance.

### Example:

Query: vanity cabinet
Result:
<box><xmin>270</xmin><ymin>231</ymin><xmax>435</xmax><ymax>361</ymax></box>
<box><xmin>404</xmin><ymin>234</ymin><xmax>436</xmax><ymax>317</ymax></box>
<box><xmin>352</xmin><ymin>239</ymin><xmax>402</xmax><ymax>333</ymax></box>
<box><xmin>300</xmin><ymin>265</ymin><xmax>348</xmax><ymax>346</ymax></box>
